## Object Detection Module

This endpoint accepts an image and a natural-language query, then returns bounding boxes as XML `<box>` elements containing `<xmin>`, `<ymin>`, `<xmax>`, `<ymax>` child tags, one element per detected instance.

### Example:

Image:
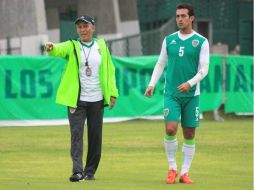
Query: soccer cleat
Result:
<box><xmin>84</xmin><ymin>174</ymin><xmax>95</xmax><ymax>180</ymax></box>
<box><xmin>166</xmin><ymin>169</ymin><xmax>178</xmax><ymax>184</ymax></box>
<box><xmin>69</xmin><ymin>173</ymin><xmax>84</xmax><ymax>182</ymax></box>
<box><xmin>179</xmin><ymin>173</ymin><xmax>193</xmax><ymax>184</ymax></box>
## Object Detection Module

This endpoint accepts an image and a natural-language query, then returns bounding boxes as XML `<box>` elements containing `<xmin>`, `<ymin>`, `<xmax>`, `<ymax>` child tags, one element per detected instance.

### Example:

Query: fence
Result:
<box><xmin>0</xmin><ymin>37</ymin><xmax>21</xmax><ymax>55</ymax></box>
<box><xmin>106</xmin><ymin>18</ymin><xmax>176</xmax><ymax>57</ymax></box>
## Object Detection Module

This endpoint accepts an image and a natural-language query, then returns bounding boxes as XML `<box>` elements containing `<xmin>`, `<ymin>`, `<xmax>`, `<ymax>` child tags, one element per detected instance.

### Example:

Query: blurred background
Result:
<box><xmin>0</xmin><ymin>2</ymin><xmax>253</xmax><ymax>189</ymax></box>
<box><xmin>0</xmin><ymin>0</ymin><xmax>253</xmax><ymax>125</ymax></box>
<box><xmin>0</xmin><ymin>0</ymin><xmax>253</xmax><ymax>56</ymax></box>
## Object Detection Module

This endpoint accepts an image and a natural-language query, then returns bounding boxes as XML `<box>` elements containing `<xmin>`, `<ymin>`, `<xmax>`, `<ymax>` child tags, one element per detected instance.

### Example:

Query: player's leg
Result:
<box><xmin>164</xmin><ymin>96</ymin><xmax>181</xmax><ymax>184</ymax></box>
<box><xmin>84</xmin><ymin>100</ymin><xmax>104</xmax><ymax>180</ymax></box>
<box><xmin>179</xmin><ymin>128</ymin><xmax>195</xmax><ymax>184</ymax></box>
<box><xmin>179</xmin><ymin>95</ymin><xmax>200</xmax><ymax>184</ymax></box>
<box><xmin>68</xmin><ymin>102</ymin><xmax>87</xmax><ymax>182</ymax></box>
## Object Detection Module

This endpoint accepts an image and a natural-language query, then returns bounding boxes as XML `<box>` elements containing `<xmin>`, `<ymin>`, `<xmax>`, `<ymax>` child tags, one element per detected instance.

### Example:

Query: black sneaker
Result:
<box><xmin>84</xmin><ymin>174</ymin><xmax>95</xmax><ymax>180</ymax></box>
<box><xmin>69</xmin><ymin>173</ymin><xmax>84</xmax><ymax>182</ymax></box>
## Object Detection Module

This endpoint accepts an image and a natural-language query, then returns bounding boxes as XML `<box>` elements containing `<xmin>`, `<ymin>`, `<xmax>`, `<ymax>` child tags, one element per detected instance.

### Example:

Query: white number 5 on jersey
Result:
<box><xmin>179</xmin><ymin>46</ymin><xmax>184</xmax><ymax>57</ymax></box>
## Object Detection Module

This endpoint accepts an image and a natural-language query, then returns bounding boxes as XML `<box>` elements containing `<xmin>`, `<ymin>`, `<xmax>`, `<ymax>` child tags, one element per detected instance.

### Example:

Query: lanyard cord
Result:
<box><xmin>81</xmin><ymin>45</ymin><xmax>93</xmax><ymax>67</ymax></box>
<box><xmin>80</xmin><ymin>39</ymin><xmax>94</xmax><ymax>67</ymax></box>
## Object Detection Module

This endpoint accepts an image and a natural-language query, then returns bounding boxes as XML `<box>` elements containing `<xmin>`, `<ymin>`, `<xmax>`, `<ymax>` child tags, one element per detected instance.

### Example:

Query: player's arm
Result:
<box><xmin>178</xmin><ymin>39</ymin><xmax>210</xmax><ymax>93</ymax></box>
<box><xmin>187</xmin><ymin>39</ymin><xmax>209</xmax><ymax>86</ymax></box>
<box><xmin>45</xmin><ymin>41</ymin><xmax>71</xmax><ymax>58</ymax></box>
<box><xmin>145</xmin><ymin>39</ymin><xmax>167</xmax><ymax>98</ymax></box>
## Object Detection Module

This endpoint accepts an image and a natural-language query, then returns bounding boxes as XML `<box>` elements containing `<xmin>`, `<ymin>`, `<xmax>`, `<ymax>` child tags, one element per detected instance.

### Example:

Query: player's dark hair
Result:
<box><xmin>176</xmin><ymin>3</ymin><xmax>195</xmax><ymax>17</ymax></box>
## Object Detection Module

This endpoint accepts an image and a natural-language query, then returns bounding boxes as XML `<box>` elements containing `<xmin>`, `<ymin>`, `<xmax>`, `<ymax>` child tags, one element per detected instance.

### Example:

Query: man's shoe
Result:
<box><xmin>166</xmin><ymin>169</ymin><xmax>178</xmax><ymax>184</ymax></box>
<box><xmin>179</xmin><ymin>173</ymin><xmax>193</xmax><ymax>184</ymax></box>
<box><xmin>69</xmin><ymin>173</ymin><xmax>84</xmax><ymax>182</ymax></box>
<box><xmin>84</xmin><ymin>174</ymin><xmax>95</xmax><ymax>180</ymax></box>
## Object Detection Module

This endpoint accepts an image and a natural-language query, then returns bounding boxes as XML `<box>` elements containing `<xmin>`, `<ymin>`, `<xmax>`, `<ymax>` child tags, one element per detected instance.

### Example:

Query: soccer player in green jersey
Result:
<box><xmin>145</xmin><ymin>3</ymin><xmax>209</xmax><ymax>184</ymax></box>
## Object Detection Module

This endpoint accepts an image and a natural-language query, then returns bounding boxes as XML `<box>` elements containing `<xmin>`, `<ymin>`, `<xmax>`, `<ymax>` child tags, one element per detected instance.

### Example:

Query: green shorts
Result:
<box><xmin>164</xmin><ymin>95</ymin><xmax>200</xmax><ymax>128</ymax></box>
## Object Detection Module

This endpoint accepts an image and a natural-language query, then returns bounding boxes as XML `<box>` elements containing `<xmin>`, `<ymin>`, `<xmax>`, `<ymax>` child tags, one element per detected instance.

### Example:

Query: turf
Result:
<box><xmin>0</xmin><ymin>118</ymin><xmax>252</xmax><ymax>190</ymax></box>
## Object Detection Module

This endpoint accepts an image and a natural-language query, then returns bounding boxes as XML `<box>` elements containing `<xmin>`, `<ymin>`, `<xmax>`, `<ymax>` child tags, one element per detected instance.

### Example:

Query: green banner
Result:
<box><xmin>105</xmin><ymin>56</ymin><xmax>165</xmax><ymax>118</ymax></box>
<box><xmin>199</xmin><ymin>55</ymin><xmax>224</xmax><ymax>112</ymax></box>
<box><xmin>0</xmin><ymin>55</ymin><xmax>253</xmax><ymax>121</ymax></box>
<box><xmin>0</xmin><ymin>56</ymin><xmax>66</xmax><ymax>120</ymax></box>
<box><xmin>225</xmin><ymin>56</ymin><xmax>254</xmax><ymax>113</ymax></box>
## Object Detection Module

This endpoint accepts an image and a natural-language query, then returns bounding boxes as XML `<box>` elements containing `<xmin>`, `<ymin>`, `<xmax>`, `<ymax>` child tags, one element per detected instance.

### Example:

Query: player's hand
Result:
<box><xmin>144</xmin><ymin>86</ymin><xmax>154</xmax><ymax>98</ymax></box>
<box><xmin>177</xmin><ymin>82</ymin><xmax>191</xmax><ymax>93</ymax></box>
<box><xmin>44</xmin><ymin>42</ymin><xmax>54</xmax><ymax>51</ymax></box>
<box><xmin>110</xmin><ymin>97</ymin><xmax>116</xmax><ymax>109</ymax></box>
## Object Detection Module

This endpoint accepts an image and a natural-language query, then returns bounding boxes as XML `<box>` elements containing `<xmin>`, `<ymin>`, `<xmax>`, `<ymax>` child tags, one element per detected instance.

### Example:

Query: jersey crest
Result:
<box><xmin>192</xmin><ymin>40</ymin><xmax>199</xmax><ymax>47</ymax></box>
<box><xmin>164</xmin><ymin>108</ymin><xmax>169</xmax><ymax>116</ymax></box>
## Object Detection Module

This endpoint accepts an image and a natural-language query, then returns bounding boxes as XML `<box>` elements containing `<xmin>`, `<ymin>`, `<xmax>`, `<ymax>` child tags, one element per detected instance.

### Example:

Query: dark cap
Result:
<box><xmin>74</xmin><ymin>15</ymin><xmax>95</xmax><ymax>25</ymax></box>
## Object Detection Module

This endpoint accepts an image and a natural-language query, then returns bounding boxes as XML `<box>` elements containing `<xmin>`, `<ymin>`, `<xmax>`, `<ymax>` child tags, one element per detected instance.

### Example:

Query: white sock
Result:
<box><xmin>164</xmin><ymin>137</ymin><xmax>178</xmax><ymax>171</ymax></box>
<box><xmin>181</xmin><ymin>143</ymin><xmax>195</xmax><ymax>175</ymax></box>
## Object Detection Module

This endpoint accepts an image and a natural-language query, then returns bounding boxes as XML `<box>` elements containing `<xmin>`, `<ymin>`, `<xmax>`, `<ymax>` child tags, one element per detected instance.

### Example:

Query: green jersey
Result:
<box><xmin>164</xmin><ymin>31</ymin><xmax>206</xmax><ymax>97</ymax></box>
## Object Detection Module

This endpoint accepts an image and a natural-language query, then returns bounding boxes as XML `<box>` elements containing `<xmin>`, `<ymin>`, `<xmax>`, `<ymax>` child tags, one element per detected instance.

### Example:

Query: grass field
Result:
<box><xmin>0</xmin><ymin>118</ymin><xmax>253</xmax><ymax>190</ymax></box>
